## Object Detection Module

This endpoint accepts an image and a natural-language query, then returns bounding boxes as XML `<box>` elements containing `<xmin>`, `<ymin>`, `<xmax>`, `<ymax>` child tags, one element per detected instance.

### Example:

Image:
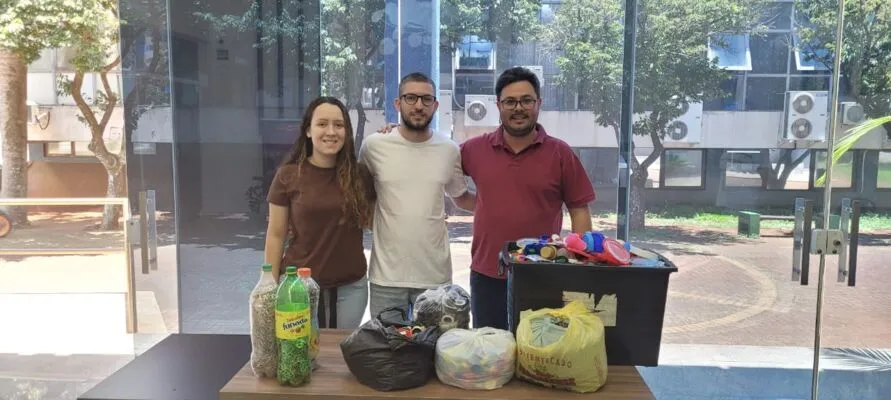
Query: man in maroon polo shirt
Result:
<box><xmin>461</xmin><ymin>66</ymin><xmax>596</xmax><ymax>330</ymax></box>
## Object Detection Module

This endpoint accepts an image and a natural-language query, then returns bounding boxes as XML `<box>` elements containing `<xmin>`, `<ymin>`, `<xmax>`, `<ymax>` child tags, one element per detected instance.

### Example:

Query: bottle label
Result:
<box><xmin>275</xmin><ymin>308</ymin><xmax>311</xmax><ymax>340</ymax></box>
<box><xmin>310</xmin><ymin>322</ymin><xmax>320</xmax><ymax>357</ymax></box>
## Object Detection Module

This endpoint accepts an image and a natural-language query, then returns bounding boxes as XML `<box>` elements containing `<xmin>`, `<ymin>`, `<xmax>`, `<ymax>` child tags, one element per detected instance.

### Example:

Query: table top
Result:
<box><xmin>78</xmin><ymin>333</ymin><xmax>251</xmax><ymax>400</ymax></box>
<box><xmin>220</xmin><ymin>329</ymin><xmax>655</xmax><ymax>400</ymax></box>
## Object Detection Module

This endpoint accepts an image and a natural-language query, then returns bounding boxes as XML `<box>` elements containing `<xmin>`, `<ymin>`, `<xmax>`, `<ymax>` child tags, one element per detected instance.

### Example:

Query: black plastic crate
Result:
<box><xmin>501</xmin><ymin>241</ymin><xmax>678</xmax><ymax>366</ymax></box>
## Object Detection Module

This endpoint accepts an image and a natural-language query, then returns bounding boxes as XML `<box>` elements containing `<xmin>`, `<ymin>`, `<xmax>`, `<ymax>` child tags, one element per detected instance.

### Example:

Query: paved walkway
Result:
<box><xmin>2</xmin><ymin>213</ymin><xmax>890</xmax><ymax>399</ymax></box>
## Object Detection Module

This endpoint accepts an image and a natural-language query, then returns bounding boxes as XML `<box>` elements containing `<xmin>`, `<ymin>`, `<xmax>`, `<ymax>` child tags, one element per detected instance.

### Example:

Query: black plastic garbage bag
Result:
<box><xmin>340</xmin><ymin>307</ymin><xmax>442</xmax><ymax>391</ymax></box>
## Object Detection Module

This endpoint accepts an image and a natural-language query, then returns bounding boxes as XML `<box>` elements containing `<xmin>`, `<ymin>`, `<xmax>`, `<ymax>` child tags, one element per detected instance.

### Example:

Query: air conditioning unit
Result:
<box><xmin>523</xmin><ymin>65</ymin><xmax>544</xmax><ymax>88</ymax></box>
<box><xmin>841</xmin><ymin>101</ymin><xmax>866</xmax><ymax>125</ymax></box>
<box><xmin>464</xmin><ymin>94</ymin><xmax>499</xmax><ymax>127</ymax></box>
<box><xmin>785</xmin><ymin>91</ymin><xmax>829</xmax><ymax>141</ymax></box>
<box><xmin>664</xmin><ymin>99</ymin><xmax>703</xmax><ymax>143</ymax></box>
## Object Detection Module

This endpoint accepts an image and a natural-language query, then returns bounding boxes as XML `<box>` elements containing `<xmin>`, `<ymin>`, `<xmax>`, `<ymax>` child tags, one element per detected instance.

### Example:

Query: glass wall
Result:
<box><xmin>2</xmin><ymin>0</ymin><xmax>889</xmax><ymax>398</ymax></box>
<box><xmin>624</xmin><ymin>0</ymin><xmax>891</xmax><ymax>398</ymax></box>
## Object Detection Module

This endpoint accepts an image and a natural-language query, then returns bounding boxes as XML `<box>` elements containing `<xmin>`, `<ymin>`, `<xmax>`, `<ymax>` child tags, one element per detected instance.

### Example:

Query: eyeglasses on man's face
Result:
<box><xmin>401</xmin><ymin>94</ymin><xmax>436</xmax><ymax>106</ymax></box>
<box><xmin>499</xmin><ymin>97</ymin><xmax>539</xmax><ymax>109</ymax></box>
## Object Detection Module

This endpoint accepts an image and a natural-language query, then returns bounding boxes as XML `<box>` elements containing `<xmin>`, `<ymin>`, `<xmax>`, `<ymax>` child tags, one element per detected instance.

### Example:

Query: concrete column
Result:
<box><xmin>383</xmin><ymin>0</ymin><xmax>441</xmax><ymax>130</ymax></box>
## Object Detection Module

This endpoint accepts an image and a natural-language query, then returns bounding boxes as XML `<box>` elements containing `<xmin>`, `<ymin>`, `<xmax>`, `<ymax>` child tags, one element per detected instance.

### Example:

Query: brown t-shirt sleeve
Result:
<box><xmin>267</xmin><ymin>166</ymin><xmax>293</xmax><ymax>206</ymax></box>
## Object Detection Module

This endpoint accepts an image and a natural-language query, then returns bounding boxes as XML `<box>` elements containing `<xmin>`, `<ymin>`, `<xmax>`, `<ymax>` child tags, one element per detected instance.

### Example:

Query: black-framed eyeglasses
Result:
<box><xmin>500</xmin><ymin>97</ymin><xmax>539</xmax><ymax>109</ymax></box>
<box><xmin>401</xmin><ymin>94</ymin><xmax>436</xmax><ymax>106</ymax></box>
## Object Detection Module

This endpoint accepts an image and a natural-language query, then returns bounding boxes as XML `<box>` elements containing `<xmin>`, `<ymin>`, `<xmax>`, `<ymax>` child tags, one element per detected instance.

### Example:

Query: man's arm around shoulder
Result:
<box><xmin>446</xmin><ymin>139</ymin><xmax>476</xmax><ymax>212</ymax></box>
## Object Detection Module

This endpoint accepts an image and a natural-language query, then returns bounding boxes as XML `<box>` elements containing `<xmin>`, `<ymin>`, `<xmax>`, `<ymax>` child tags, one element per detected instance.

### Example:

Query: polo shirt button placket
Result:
<box><xmin>509</xmin><ymin>154</ymin><xmax>521</xmax><ymax>167</ymax></box>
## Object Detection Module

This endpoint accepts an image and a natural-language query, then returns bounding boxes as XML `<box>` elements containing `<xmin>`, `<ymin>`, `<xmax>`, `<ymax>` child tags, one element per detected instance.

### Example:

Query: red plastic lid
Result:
<box><xmin>600</xmin><ymin>238</ymin><xmax>632</xmax><ymax>265</ymax></box>
<box><xmin>565</xmin><ymin>247</ymin><xmax>598</xmax><ymax>262</ymax></box>
<box><xmin>297</xmin><ymin>267</ymin><xmax>312</xmax><ymax>277</ymax></box>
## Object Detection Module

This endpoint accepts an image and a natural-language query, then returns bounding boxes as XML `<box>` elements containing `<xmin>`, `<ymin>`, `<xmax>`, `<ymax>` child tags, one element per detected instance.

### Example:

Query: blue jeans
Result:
<box><xmin>368</xmin><ymin>283</ymin><xmax>426</xmax><ymax>320</ymax></box>
<box><xmin>318</xmin><ymin>275</ymin><xmax>368</xmax><ymax>329</ymax></box>
<box><xmin>470</xmin><ymin>271</ymin><xmax>508</xmax><ymax>330</ymax></box>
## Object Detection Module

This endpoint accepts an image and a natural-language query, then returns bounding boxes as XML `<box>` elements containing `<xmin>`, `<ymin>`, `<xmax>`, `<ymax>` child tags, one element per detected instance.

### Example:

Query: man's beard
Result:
<box><xmin>503</xmin><ymin>111</ymin><xmax>536</xmax><ymax>137</ymax></box>
<box><xmin>401</xmin><ymin>112</ymin><xmax>433</xmax><ymax>131</ymax></box>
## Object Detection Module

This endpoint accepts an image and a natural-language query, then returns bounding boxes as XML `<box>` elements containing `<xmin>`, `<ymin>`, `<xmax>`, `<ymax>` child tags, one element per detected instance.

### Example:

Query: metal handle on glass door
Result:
<box><xmin>792</xmin><ymin>197</ymin><xmax>813</xmax><ymax>285</ymax></box>
<box><xmin>838</xmin><ymin>198</ymin><xmax>860</xmax><ymax>287</ymax></box>
<box><xmin>138</xmin><ymin>191</ymin><xmax>150</xmax><ymax>274</ymax></box>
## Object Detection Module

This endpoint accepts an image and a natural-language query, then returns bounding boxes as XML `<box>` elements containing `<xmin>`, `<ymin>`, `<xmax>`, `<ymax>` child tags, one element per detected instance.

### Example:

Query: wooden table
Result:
<box><xmin>220</xmin><ymin>329</ymin><xmax>654</xmax><ymax>400</ymax></box>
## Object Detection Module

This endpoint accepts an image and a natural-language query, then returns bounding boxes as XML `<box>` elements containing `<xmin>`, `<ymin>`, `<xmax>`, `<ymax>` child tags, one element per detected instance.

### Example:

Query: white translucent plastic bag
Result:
<box><xmin>434</xmin><ymin>327</ymin><xmax>516</xmax><ymax>390</ymax></box>
<box><xmin>413</xmin><ymin>284</ymin><xmax>470</xmax><ymax>332</ymax></box>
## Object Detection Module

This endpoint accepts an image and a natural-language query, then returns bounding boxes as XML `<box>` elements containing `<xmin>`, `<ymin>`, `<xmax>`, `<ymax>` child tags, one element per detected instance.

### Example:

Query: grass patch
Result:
<box><xmin>592</xmin><ymin>206</ymin><xmax>891</xmax><ymax>233</ymax></box>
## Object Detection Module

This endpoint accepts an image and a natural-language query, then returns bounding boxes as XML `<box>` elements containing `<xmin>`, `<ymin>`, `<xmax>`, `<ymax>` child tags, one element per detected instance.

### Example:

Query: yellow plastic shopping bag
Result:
<box><xmin>515</xmin><ymin>300</ymin><xmax>608</xmax><ymax>393</ymax></box>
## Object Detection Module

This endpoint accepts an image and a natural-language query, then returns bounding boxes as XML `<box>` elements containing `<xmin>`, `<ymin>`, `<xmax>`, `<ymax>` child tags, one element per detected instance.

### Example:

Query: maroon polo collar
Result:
<box><xmin>488</xmin><ymin>124</ymin><xmax>547</xmax><ymax>149</ymax></box>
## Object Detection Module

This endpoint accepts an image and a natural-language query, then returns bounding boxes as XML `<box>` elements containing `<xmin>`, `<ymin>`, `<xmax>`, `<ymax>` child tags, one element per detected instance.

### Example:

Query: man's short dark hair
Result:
<box><xmin>495</xmin><ymin>67</ymin><xmax>541</xmax><ymax>99</ymax></box>
<box><xmin>398</xmin><ymin>72</ymin><xmax>436</xmax><ymax>95</ymax></box>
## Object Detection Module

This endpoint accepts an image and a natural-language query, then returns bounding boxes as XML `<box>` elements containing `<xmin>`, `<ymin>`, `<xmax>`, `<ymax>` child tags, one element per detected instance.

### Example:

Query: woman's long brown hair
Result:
<box><xmin>280</xmin><ymin>96</ymin><xmax>373</xmax><ymax>228</ymax></box>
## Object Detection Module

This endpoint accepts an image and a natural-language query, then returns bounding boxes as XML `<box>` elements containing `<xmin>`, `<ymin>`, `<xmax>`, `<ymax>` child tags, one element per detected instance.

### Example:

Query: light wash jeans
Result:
<box><xmin>368</xmin><ymin>283</ymin><xmax>427</xmax><ymax>320</ymax></box>
<box><xmin>322</xmin><ymin>275</ymin><xmax>368</xmax><ymax>329</ymax></box>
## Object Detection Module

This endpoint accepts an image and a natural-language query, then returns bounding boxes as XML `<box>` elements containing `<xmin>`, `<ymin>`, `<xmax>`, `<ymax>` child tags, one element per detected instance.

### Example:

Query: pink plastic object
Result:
<box><xmin>564</xmin><ymin>233</ymin><xmax>586</xmax><ymax>252</ymax></box>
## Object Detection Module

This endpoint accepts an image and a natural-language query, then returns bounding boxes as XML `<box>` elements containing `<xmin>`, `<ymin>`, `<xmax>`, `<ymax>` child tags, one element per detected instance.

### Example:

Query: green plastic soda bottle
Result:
<box><xmin>275</xmin><ymin>266</ymin><xmax>312</xmax><ymax>386</ymax></box>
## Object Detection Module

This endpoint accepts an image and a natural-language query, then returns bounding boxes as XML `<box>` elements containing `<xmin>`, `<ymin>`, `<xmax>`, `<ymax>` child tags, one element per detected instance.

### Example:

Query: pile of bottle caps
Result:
<box><xmin>510</xmin><ymin>232</ymin><xmax>634</xmax><ymax>266</ymax></box>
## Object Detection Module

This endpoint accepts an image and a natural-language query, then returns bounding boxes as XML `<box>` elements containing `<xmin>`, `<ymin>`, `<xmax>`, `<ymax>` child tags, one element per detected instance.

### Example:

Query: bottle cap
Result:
<box><xmin>261</xmin><ymin>264</ymin><xmax>272</xmax><ymax>272</ymax></box>
<box><xmin>285</xmin><ymin>266</ymin><xmax>297</xmax><ymax>274</ymax></box>
<box><xmin>297</xmin><ymin>267</ymin><xmax>311</xmax><ymax>278</ymax></box>
<box><xmin>540</xmin><ymin>245</ymin><xmax>557</xmax><ymax>260</ymax></box>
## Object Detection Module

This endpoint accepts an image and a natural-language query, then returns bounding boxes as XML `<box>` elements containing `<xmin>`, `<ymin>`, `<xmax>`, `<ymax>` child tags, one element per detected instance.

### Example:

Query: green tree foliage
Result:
<box><xmin>545</xmin><ymin>0</ymin><xmax>768</xmax><ymax>228</ymax></box>
<box><xmin>0</xmin><ymin>0</ymin><xmax>117</xmax><ymax>224</ymax></box>
<box><xmin>795</xmin><ymin>0</ymin><xmax>891</xmax><ymax>117</ymax></box>
<box><xmin>797</xmin><ymin>0</ymin><xmax>891</xmax><ymax>185</ymax></box>
<box><xmin>441</xmin><ymin>0</ymin><xmax>543</xmax><ymax>52</ymax></box>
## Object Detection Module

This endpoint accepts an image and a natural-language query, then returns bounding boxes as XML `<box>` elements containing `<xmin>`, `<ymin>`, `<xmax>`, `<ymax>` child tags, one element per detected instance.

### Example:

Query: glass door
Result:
<box><xmin>812</xmin><ymin>0</ymin><xmax>891</xmax><ymax>397</ymax></box>
<box><xmin>119</xmin><ymin>0</ymin><xmax>180</xmax><ymax>355</ymax></box>
<box><xmin>615</xmin><ymin>0</ymin><xmax>842</xmax><ymax>398</ymax></box>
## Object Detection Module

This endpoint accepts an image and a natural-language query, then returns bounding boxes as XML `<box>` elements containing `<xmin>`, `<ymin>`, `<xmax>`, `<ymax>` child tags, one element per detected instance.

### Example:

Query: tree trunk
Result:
<box><xmin>629</xmin><ymin>166</ymin><xmax>647</xmax><ymax>230</ymax></box>
<box><xmin>0</xmin><ymin>49</ymin><xmax>29</xmax><ymax>225</ymax></box>
<box><xmin>354</xmin><ymin>102</ymin><xmax>367</xmax><ymax>157</ymax></box>
<box><xmin>68</xmin><ymin>68</ymin><xmax>124</xmax><ymax>231</ymax></box>
<box><xmin>101</xmin><ymin>164</ymin><xmax>126</xmax><ymax>230</ymax></box>
<box><xmin>758</xmin><ymin>149</ymin><xmax>809</xmax><ymax>190</ymax></box>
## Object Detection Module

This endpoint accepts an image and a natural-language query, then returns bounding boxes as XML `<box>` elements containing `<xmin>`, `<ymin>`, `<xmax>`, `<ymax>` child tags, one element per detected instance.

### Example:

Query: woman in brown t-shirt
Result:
<box><xmin>264</xmin><ymin>96</ymin><xmax>375</xmax><ymax>329</ymax></box>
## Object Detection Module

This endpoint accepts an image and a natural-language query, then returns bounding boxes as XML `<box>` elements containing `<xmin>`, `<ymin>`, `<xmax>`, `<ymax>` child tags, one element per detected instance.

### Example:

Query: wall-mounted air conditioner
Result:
<box><xmin>841</xmin><ymin>101</ymin><xmax>866</xmax><ymax>125</ymax></box>
<box><xmin>664</xmin><ymin>99</ymin><xmax>703</xmax><ymax>143</ymax></box>
<box><xmin>785</xmin><ymin>91</ymin><xmax>828</xmax><ymax>141</ymax></box>
<box><xmin>464</xmin><ymin>94</ymin><xmax>499</xmax><ymax>127</ymax></box>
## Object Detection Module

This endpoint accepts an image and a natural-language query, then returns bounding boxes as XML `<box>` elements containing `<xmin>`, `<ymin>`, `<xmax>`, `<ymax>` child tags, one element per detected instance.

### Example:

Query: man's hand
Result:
<box><xmin>451</xmin><ymin>191</ymin><xmax>476</xmax><ymax>212</ymax></box>
<box><xmin>377</xmin><ymin>123</ymin><xmax>399</xmax><ymax>134</ymax></box>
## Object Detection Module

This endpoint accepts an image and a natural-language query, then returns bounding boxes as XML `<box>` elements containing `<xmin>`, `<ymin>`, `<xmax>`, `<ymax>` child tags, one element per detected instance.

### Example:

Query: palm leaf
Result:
<box><xmin>815</xmin><ymin>115</ymin><xmax>891</xmax><ymax>186</ymax></box>
<box><xmin>821</xmin><ymin>347</ymin><xmax>891</xmax><ymax>371</ymax></box>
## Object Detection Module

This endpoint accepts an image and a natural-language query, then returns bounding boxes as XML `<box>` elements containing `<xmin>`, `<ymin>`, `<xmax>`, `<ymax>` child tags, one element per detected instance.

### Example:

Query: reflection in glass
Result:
<box><xmin>745</xmin><ymin>77</ymin><xmax>786</xmax><ymax>111</ymax></box>
<box><xmin>663</xmin><ymin>150</ymin><xmax>703</xmax><ymax>188</ymax></box>
<box><xmin>813</xmin><ymin>150</ymin><xmax>854</xmax><ymax>188</ymax></box>
<box><xmin>723</xmin><ymin>150</ymin><xmax>763</xmax><ymax>188</ymax></box>
<box><xmin>878</xmin><ymin>152</ymin><xmax>891</xmax><ymax>189</ymax></box>
<box><xmin>707</xmin><ymin>34</ymin><xmax>752</xmax><ymax>71</ymax></box>
<box><xmin>750</xmin><ymin>33</ymin><xmax>789</xmax><ymax>74</ymax></box>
